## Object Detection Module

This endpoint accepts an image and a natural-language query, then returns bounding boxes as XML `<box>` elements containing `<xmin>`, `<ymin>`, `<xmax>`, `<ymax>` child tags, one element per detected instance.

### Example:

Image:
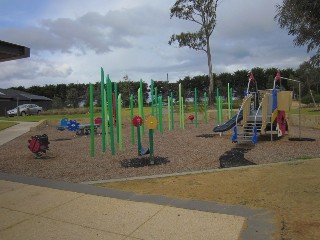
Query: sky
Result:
<box><xmin>0</xmin><ymin>0</ymin><xmax>312</xmax><ymax>88</ymax></box>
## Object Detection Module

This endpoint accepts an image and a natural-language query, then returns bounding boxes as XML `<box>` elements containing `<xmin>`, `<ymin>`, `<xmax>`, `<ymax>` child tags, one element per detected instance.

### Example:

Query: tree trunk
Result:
<box><xmin>206</xmin><ymin>36</ymin><xmax>214</xmax><ymax>105</ymax></box>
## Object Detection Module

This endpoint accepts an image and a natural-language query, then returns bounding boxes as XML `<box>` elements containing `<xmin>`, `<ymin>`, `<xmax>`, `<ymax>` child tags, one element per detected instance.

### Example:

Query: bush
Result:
<box><xmin>52</xmin><ymin>96</ymin><xmax>64</xmax><ymax>109</ymax></box>
<box><xmin>301</xmin><ymin>92</ymin><xmax>320</xmax><ymax>105</ymax></box>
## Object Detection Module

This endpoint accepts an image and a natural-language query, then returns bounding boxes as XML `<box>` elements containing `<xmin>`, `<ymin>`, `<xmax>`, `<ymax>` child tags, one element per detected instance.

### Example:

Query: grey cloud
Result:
<box><xmin>0</xmin><ymin>6</ymin><xmax>165</xmax><ymax>55</ymax></box>
<box><xmin>0</xmin><ymin>58</ymin><xmax>73</xmax><ymax>83</ymax></box>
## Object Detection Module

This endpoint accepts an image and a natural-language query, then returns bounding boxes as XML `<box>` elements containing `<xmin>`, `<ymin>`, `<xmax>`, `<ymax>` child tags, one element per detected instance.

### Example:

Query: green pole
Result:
<box><xmin>171</xmin><ymin>92</ymin><xmax>174</xmax><ymax>130</ymax></box>
<box><xmin>216</xmin><ymin>88</ymin><xmax>220</xmax><ymax>124</ymax></box>
<box><xmin>107</xmin><ymin>75</ymin><xmax>115</xmax><ymax>155</ymax></box>
<box><xmin>230</xmin><ymin>87</ymin><xmax>233</xmax><ymax>117</ymax></box>
<box><xmin>181</xmin><ymin>96</ymin><xmax>185</xmax><ymax>129</ymax></box>
<box><xmin>100</xmin><ymin>68</ymin><xmax>106</xmax><ymax>152</ymax></box>
<box><xmin>104</xmin><ymin>87</ymin><xmax>109</xmax><ymax>146</ymax></box>
<box><xmin>89</xmin><ymin>83</ymin><xmax>95</xmax><ymax>157</ymax></box>
<box><xmin>151</xmin><ymin>79</ymin><xmax>154</xmax><ymax>115</ymax></box>
<box><xmin>118</xmin><ymin>94</ymin><xmax>122</xmax><ymax>151</ymax></box>
<box><xmin>158</xmin><ymin>96</ymin><xmax>163</xmax><ymax>133</ymax></box>
<box><xmin>204</xmin><ymin>92</ymin><xmax>208</xmax><ymax>123</ymax></box>
<box><xmin>130</xmin><ymin>94</ymin><xmax>134</xmax><ymax>145</ymax></box>
<box><xmin>149</xmin><ymin>129</ymin><xmax>154</xmax><ymax>158</ymax></box>
<box><xmin>228</xmin><ymin>83</ymin><xmax>231</xmax><ymax>119</ymax></box>
<box><xmin>155</xmin><ymin>87</ymin><xmax>158</xmax><ymax>129</ymax></box>
<box><xmin>137</xmin><ymin>123</ymin><xmax>141</xmax><ymax>156</ymax></box>
<box><xmin>179</xmin><ymin>83</ymin><xmax>182</xmax><ymax>128</ymax></box>
<box><xmin>218</xmin><ymin>96</ymin><xmax>223</xmax><ymax>124</ymax></box>
<box><xmin>114</xmin><ymin>82</ymin><xmax>119</xmax><ymax>144</ymax></box>
<box><xmin>138</xmin><ymin>88</ymin><xmax>143</xmax><ymax>137</ymax></box>
<box><xmin>139</xmin><ymin>79</ymin><xmax>145</xmax><ymax>135</ymax></box>
<box><xmin>168</xmin><ymin>96</ymin><xmax>171</xmax><ymax>131</ymax></box>
<box><xmin>194</xmin><ymin>88</ymin><xmax>198</xmax><ymax>128</ymax></box>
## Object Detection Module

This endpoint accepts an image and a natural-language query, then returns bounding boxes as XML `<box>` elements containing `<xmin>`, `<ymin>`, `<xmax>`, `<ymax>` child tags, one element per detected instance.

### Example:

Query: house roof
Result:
<box><xmin>0</xmin><ymin>40</ymin><xmax>30</xmax><ymax>62</ymax></box>
<box><xmin>0</xmin><ymin>88</ymin><xmax>51</xmax><ymax>101</ymax></box>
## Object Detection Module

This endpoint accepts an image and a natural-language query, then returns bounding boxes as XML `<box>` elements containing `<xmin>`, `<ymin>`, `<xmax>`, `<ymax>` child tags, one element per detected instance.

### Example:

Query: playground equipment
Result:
<box><xmin>133</xmin><ymin>116</ymin><xmax>149</xmax><ymax>156</ymax></box>
<box><xmin>132</xmin><ymin>115</ymin><xmax>158</xmax><ymax>164</ymax></box>
<box><xmin>28</xmin><ymin>134</ymin><xmax>50</xmax><ymax>159</ymax></box>
<box><xmin>56</xmin><ymin>118</ymin><xmax>101</xmax><ymax>136</ymax></box>
<box><xmin>188</xmin><ymin>114</ymin><xmax>195</xmax><ymax>123</ymax></box>
<box><xmin>216</xmin><ymin>84</ymin><xmax>233</xmax><ymax>125</ymax></box>
<box><xmin>213</xmin><ymin>71</ymin><xmax>293</xmax><ymax>144</ymax></box>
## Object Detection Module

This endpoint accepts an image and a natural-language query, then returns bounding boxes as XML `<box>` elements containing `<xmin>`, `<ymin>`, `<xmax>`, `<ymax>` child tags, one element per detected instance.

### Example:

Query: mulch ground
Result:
<box><xmin>0</xmin><ymin>121</ymin><xmax>319</xmax><ymax>183</ymax></box>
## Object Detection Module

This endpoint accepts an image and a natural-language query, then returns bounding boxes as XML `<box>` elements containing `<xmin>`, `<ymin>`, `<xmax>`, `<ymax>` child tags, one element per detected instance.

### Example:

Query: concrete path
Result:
<box><xmin>0</xmin><ymin>179</ymin><xmax>246</xmax><ymax>240</ymax></box>
<box><xmin>0</xmin><ymin>121</ymin><xmax>38</xmax><ymax>146</ymax></box>
<box><xmin>0</xmin><ymin>121</ymin><xmax>275</xmax><ymax>239</ymax></box>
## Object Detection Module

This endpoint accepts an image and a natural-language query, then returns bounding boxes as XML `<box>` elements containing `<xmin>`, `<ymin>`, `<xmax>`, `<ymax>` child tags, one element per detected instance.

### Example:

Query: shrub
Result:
<box><xmin>301</xmin><ymin>92</ymin><xmax>320</xmax><ymax>105</ymax></box>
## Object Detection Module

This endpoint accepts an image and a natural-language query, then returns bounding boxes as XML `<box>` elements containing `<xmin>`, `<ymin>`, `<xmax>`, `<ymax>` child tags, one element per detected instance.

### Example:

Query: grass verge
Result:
<box><xmin>0</xmin><ymin>121</ymin><xmax>18</xmax><ymax>131</ymax></box>
<box><xmin>97</xmin><ymin>159</ymin><xmax>320</xmax><ymax>240</ymax></box>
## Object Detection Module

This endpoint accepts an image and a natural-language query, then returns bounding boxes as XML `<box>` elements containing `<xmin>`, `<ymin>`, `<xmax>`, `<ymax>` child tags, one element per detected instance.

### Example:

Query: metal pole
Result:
<box><xmin>299</xmin><ymin>82</ymin><xmax>301</xmax><ymax>139</ymax></box>
<box><xmin>280</xmin><ymin>77</ymin><xmax>301</xmax><ymax>139</ymax></box>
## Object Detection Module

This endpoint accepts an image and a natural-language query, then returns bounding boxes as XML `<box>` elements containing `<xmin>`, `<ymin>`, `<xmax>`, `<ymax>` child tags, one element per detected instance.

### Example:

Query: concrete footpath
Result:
<box><xmin>0</xmin><ymin>120</ymin><xmax>39</xmax><ymax>146</ymax></box>
<box><xmin>0</xmin><ymin>121</ymin><xmax>275</xmax><ymax>239</ymax></box>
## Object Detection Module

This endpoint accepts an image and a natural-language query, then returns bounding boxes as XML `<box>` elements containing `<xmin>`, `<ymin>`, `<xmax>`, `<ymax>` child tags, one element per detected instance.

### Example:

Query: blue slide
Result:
<box><xmin>213</xmin><ymin>110</ymin><xmax>243</xmax><ymax>132</ymax></box>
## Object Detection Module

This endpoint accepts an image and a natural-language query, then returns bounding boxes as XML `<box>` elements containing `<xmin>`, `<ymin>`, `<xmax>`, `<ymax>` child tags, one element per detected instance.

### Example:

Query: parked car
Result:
<box><xmin>7</xmin><ymin>104</ymin><xmax>43</xmax><ymax>117</ymax></box>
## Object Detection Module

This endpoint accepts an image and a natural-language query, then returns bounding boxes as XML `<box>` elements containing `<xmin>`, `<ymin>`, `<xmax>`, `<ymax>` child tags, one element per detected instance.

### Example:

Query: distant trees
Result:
<box><xmin>9</xmin><ymin>65</ymin><xmax>320</xmax><ymax>109</ymax></box>
<box><xmin>295</xmin><ymin>61</ymin><xmax>320</xmax><ymax>96</ymax></box>
<box><xmin>51</xmin><ymin>96</ymin><xmax>64</xmax><ymax>109</ymax></box>
<box><xmin>66</xmin><ymin>88</ymin><xmax>79</xmax><ymax>108</ymax></box>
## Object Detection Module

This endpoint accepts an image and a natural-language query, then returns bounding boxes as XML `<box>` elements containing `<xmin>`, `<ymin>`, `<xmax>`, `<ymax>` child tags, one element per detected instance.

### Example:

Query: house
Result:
<box><xmin>0</xmin><ymin>88</ymin><xmax>52</xmax><ymax>116</ymax></box>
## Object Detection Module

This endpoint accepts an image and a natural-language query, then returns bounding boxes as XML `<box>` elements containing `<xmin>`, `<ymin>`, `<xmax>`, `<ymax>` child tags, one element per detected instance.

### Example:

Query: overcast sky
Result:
<box><xmin>0</xmin><ymin>0</ymin><xmax>312</xmax><ymax>88</ymax></box>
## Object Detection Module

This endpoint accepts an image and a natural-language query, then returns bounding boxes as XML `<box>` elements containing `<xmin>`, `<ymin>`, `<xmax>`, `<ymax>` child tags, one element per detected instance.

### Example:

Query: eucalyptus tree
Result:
<box><xmin>275</xmin><ymin>0</ymin><xmax>320</xmax><ymax>66</ymax></box>
<box><xmin>169</xmin><ymin>0</ymin><xmax>221</xmax><ymax>105</ymax></box>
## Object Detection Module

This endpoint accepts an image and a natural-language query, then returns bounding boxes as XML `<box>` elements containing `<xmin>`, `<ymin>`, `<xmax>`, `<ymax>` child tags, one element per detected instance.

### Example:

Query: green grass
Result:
<box><xmin>289</xmin><ymin>107</ymin><xmax>320</xmax><ymax>115</ymax></box>
<box><xmin>0</xmin><ymin>107</ymin><xmax>152</xmax><ymax>122</ymax></box>
<box><xmin>1</xmin><ymin>105</ymin><xmax>317</xmax><ymax>123</ymax></box>
<box><xmin>0</xmin><ymin>121</ymin><xmax>18</xmax><ymax>130</ymax></box>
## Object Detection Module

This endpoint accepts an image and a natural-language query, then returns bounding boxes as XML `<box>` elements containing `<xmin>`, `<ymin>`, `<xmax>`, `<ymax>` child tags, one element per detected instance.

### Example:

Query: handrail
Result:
<box><xmin>235</xmin><ymin>94</ymin><xmax>251</xmax><ymax>126</ymax></box>
<box><xmin>254</xmin><ymin>100</ymin><xmax>263</xmax><ymax>128</ymax></box>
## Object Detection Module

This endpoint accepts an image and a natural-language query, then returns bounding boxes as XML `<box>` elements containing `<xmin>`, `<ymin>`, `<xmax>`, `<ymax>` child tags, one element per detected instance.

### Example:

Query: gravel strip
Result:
<box><xmin>0</xmin><ymin>122</ymin><xmax>319</xmax><ymax>183</ymax></box>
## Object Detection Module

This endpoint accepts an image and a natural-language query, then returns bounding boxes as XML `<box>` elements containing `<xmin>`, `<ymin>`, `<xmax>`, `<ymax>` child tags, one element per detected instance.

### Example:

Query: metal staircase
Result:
<box><xmin>233</xmin><ymin>111</ymin><xmax>263</xmax><ymax>143</ymax></box>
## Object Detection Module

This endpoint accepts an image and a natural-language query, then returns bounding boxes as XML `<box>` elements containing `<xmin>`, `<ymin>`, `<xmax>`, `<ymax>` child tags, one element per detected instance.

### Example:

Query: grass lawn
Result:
<box><xmin>0</xmin><ymin>107</ymin><xmax>151</xmax><ymax>122</ymax></box>
<box><xmin>98</xmin><ymin>159</ymin><xmax>320</xmax><ymax>240</ymax></box>
<box><xmin>0</xmin><ymin>121</ymin><xmax>18</xmax><ymax>131</ymax></box>
<box><xmin>289</xmin><ymin>107</ymin><xmax>320</xmax><ymax>115</ymax></box>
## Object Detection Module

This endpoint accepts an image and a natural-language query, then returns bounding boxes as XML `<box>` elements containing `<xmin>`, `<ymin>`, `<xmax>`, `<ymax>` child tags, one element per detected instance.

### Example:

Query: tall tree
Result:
<box><xmin>66</xmin><ymin>88</ymin><xmax>79</xmax><ymax>108</ymax></box>
<box><xmin>275</xmin><ymin>0</ymin><xmax>320</xmax><ymax>66</ymax></box>
<box><xmin>169</xmin><ymin>0</ymin><xmax>220</xmax><ymax>105</ymax></box>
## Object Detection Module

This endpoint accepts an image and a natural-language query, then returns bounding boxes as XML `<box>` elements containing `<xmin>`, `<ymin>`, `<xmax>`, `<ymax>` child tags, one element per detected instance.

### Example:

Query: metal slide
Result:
<box><xmin>213</xmin><ymin>110</ymin><xmax>243</xmax><ymax>132</ymax></box>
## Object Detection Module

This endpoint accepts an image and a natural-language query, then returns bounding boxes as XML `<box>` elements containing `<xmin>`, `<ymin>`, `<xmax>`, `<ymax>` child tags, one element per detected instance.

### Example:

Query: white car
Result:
<box><xmin>7</xmin><ymin>104</ymin><xmax>43</xmax><ymax>117</ymax></box>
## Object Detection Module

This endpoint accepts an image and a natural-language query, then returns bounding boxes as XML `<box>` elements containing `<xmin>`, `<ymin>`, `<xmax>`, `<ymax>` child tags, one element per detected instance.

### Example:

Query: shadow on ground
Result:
<box><xmin>121</xmin><ymin>156</ymin><xmax>170</xmax><ymax>168</ymax></box>
<box><xmin>196</xmin><ymin>134</ymin><xmax>220</xmax><ymax>138</ymax></box>
<box><xmin>219</xmin><ymin>147</ymin><xmax>256</xmax><ymax>168</ymax></box>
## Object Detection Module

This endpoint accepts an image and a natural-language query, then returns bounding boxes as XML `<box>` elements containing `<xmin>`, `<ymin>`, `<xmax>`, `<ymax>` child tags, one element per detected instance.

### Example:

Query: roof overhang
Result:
<box><xmin>0</xmin><ymin>40</ymin><xmax>30</xmax><ymax>62</ymax></box>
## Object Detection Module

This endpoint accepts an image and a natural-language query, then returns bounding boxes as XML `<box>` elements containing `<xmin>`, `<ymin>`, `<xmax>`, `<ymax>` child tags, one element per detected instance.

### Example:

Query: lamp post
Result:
<box><xmin>280</xmin><ymin>77</ymin><xmax>301</xmax><ymax>139</ymax></box>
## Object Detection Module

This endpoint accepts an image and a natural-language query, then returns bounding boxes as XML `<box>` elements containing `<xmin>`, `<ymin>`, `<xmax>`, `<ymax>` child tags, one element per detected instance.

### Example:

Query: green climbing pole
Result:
<box><xmin>89</xmin><ymin>83</ymin><xmax>95</xmax><ymax>157</ymax></box>
<box><xmin>107</xmin><ymin>75</ymin><xmax>115</xmax><ymax>155</ymax></box>
<box><xmin>168</xmin><ymin>95</ymin><xmax>171</xmax><ymax>131</ymax></box>
<box><xmin>158</xmin><ymin>96</ymin><xmax>163</xmax><ymax>133</ymax></box>
<box><xmin>170</xmin><ymin>92</ymin><xmax>174</xmax><ymax>130</ymax></box>
<box><xmin>118</xmin><ymin>94</ymin><xmax>122</xmax><ymax>151</ymax></box>
<box><xmin>204</xmin><ymin>92</ymin><xmax>208</xmax><ymax>123</ymax></box>
<box><xmin>100</xmin><ymin>68</ymin><xmax>106</xmax><ymax>152</ymax></box>
<box><xmin>130</xmin><ymin>94</ymin><xmax>134</xmax><ymax>145</ymax></box>
<box><xmin>194</xmin><ymin>88</ymin><xmax>198</xmax><ymax>127</ymax></box>
<box><xmin>139</xmin><ymin>79</ymin><xmax>145</xmax><ymax>135</ymax></box>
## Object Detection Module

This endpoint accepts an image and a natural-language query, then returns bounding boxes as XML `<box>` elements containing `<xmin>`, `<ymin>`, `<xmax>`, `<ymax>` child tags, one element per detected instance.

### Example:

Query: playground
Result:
<box><xmin>1</xmin><ymin>71</ymin><xmax>320</xmax><ymax>240</ymax></box>
<box><xmin>0</xmin><ymin>118</ymin><xmax>319</xmax><ymax>183</ymax></box>
<box><xmin>1</xmin><ymin>70</ymin><xmax>320</xmax><ymax>182</ymax></box>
